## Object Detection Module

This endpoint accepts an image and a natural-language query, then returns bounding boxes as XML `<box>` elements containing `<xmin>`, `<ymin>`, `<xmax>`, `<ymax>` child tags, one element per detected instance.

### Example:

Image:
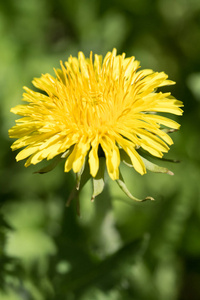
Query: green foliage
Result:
<box><xmin>1</xmin><ymin>0</ymin><xmax>200</xmax><ymax>299</ymax></box>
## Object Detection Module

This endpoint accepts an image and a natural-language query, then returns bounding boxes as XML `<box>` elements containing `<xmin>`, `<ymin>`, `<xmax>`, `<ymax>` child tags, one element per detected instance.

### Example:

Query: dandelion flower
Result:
<box><xmin>9</xmin><ymin>49</ymin><xmax>183</xmax><ymax>201</ymax></box>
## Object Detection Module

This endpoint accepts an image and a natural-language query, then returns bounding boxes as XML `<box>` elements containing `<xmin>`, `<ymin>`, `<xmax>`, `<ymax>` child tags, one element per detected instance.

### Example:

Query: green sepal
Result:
<box><xmin>66</xmin><ymin>158</ymin><xmax>91</xmax><ymax>209</ymax></box>
<box><xmin>161</xmin><ymin>128</ymin><xmax>178</xmax><ymax>134</ymax></box>
<box><xmin>137</xmin><ymin>148</ymin><xmax>180</xmax><ymax>163</ymax></box>
<box><xmin>155</xmin><ymin>157</ymin><xmax>180</xmax><ymax>163</ymax></box>
<box><xmin>76</xmin><ymin>158</ymin><xmax>87</xmax><ymax>190</ymax></box>
<box><xmin>61</xmin><ymin>148</ymin><xmax>72</xmax><ymax>159</ymax></box>
<box><xmin>34</xmin><ymin>148</ymin><xmax>72</xmax><ymax>174</ymax></box>
<box><xmin>34</xmin><ymin>156</ymin><xmax>62</xmax><ymax>174</ymax></box>
<box><xmin>120</xmin><ymin>147</ymin><xmax>174</xmax><ymax>175</ymax></box>
<box><xmin>141</xmin><ymin>156</ymin><xmax>174</xmax><ymax>175</ymax></box>
<box><xmin>116</xmin><ymin>170</ymin><xmax>154</xmax><ymax>202</ymax></box>
<box><xmin>91</xmin><ymin>157</ymin><xmax>106</xmax><ymax>201</ymax></box>
<box><xmin>77</xmin><ymin>159</ymin><xmax>91</xmax><ymax>191</ymax></box>
<box><xmin>119</xmin><ymin>148</ymin><xmax>134</xmax><ymax>168</ymax></box>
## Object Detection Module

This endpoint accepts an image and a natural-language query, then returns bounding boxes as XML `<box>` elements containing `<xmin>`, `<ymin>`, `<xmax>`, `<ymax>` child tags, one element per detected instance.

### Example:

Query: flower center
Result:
<box><xmin>81</xmin><ymin>90</ymin><xmax>104</xmax><ymax>106</ymax></box>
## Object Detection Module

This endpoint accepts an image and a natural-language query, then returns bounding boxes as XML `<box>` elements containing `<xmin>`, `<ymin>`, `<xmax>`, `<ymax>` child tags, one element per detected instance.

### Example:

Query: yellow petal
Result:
<box><xmin>16</xmin><ymin>146</ymin><xmax>39</xmax><ymax>161</ymax></box>
<box><xmin>143</xmin><ymin>114</ymin><xmax>180</xmax><ymax>129</ymax></box>
<box><xmin>78</xmin><ymin>52</ymin><xmax>89</xmax><ymax>78</ymax></box>
<box><xmin>89</xmin><ymin>137</ymin><xmax>100</xmax><ymax>177</ymax></box>
<box><xmin>122</xmin><ymin>145</ymin><xmax>146</xmax><ymax>175</ymax></box>
<box><xmin>100</xmin><ymin>137</ymin><xmax>120</xmax><ymax>180</ymax></box>
<box><xmin>64</xmin><ymin>145</ymin><xmax>77</xmax><ymax>172</ymax></box>
<box><xmin>137</xmin><ymin>129</ymin><xmax>169</xmax><ymax>152</ymax></box>
<box><xmin>72</xmin><ymin>138</ymin><xmax>90</xmax><ymax>173</ymax></box>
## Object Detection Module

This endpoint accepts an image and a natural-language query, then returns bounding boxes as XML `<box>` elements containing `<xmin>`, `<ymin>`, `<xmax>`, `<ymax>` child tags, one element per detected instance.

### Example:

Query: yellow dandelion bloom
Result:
<box><xmin>9</xmin><ymin>49</ymin><xmax>183</xmax><ymax>201</ymax></box>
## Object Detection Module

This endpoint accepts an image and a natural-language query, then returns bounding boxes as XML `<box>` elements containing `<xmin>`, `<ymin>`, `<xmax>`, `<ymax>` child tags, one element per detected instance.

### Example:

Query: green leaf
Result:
<box><xmin>91</xmin><ymin>157</ymin><xmax>106</xmax><ymax>201</ymax></box>
<box><xmin>116</xmin><ymin>170</ymin><xmax>154</xmax><ymax>202</ymax></box>
<box><xmin>63</xmin><ymin>235</ymin><xmax>149</xmax><ymax>292</ymax></box>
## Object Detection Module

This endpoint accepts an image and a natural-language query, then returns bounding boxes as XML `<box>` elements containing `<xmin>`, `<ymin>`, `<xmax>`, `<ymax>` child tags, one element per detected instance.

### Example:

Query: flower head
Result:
<box><xmin>9</xmin><ymin>49</ymin><xmax>183</xmax><ymax>201</ymax></box>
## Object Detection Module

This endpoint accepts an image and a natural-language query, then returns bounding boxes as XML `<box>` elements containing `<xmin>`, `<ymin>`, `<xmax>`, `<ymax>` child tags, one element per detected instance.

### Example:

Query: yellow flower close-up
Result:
<box><xmin>9</xmin><ymin>49</ymin><xmax>183</xmax><ymax>196</ymax></box>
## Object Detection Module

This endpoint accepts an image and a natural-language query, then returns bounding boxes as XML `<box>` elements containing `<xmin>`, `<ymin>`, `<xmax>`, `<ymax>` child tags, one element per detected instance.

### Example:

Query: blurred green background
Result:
<box><xmin>1</xmin><ymin>0</ymin><xmax>200</xmax><ymax>299</ymax></box>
